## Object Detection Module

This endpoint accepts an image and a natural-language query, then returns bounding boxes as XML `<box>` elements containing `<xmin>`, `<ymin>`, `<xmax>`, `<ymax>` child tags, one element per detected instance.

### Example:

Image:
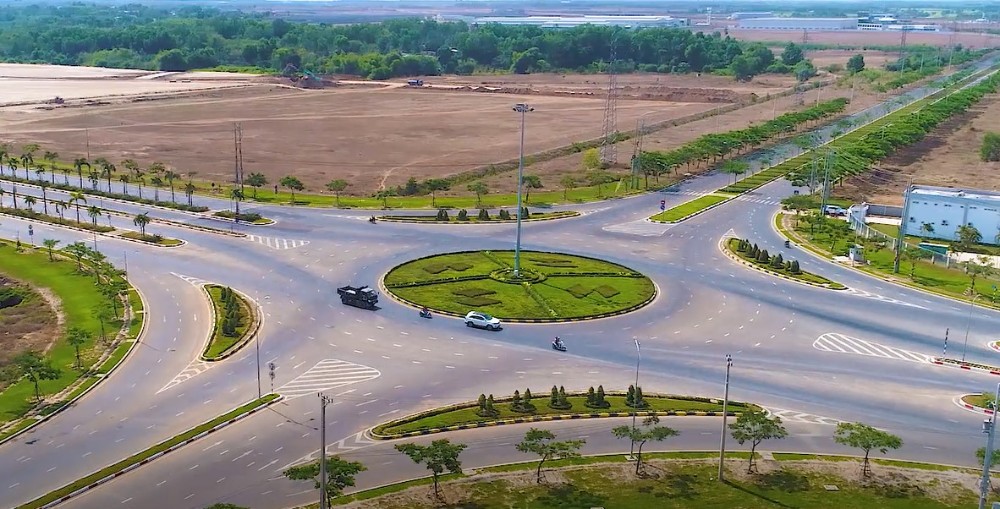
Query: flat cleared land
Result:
<box><xmin>0</xmin><ymin>65</ymin><xmax>811</xmax><ymax>195</ymax></box>
<box><xmin>0</xmin><ymin>276</ymin><xmax>58</xmax><ymax>372</ymax></box>
<box><xmin>721</xmin><ymin>28</ymin><xmax>1000</xmax><ymax>49</ymax></box>
<box><xmin>838</xmin><ymin>95</ymin><xmax>1000</xmax><ymax>205</ymax></box>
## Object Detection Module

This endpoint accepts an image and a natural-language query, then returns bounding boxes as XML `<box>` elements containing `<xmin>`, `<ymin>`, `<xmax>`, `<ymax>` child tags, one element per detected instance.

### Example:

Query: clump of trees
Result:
<box><xmin>735</xmin><ymin>238</ymin><xmax>801</xmax><ymax>274</ymax></box>
<box><xmin>217</xmin><ymin>286</ymin><xmax>245</xmax><ymax>337</ymax></box>
<box><xmin>981</xmin><ymin>131</ymin><xmax>1000</xmax><ymax>162</ymax></box>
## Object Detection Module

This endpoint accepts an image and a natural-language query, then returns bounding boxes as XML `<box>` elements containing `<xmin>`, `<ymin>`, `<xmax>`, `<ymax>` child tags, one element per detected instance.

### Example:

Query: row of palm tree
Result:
<box><xmin>0</xmin><ymin>184</ymin><xmax>104</xmax><ymax>225</ymax></box>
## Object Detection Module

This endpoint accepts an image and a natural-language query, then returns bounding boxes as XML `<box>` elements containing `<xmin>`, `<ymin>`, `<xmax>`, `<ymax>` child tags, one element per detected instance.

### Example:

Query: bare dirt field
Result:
<box><xmin>0</xmin><ymin>276</ymin><xmax>58</xmax><ymax>385</ymax></box>
<box><xmin>723</xmin><ymin>28</ymin><xmax>1000</xmax><ymax>49</ymax></box>
<box><xmin>807</xmin><ymin>49</ymin><xmax>895</xmax><ymax>70</ymax></box>
<box><xmin>0</xmin><ymin>67</ymin><xmax>807</xmax><ymax>194</ymax></box>
<box><xmin>838</xmin><ymin>94</ymin><xmax>1000</xmax><ymax>205</ymax></box>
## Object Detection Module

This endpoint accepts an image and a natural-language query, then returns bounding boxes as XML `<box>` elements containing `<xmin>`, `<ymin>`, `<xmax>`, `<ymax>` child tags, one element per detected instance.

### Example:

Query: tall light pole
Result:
<box><xmin>512</xmin><ymin>103</ymin><xmax>533</xmax><ymax>278</ymax></box>
<box><xmin>318</xmin><ymin>392</ymin><xmax>333</xmax><ymax>509</ymax></box>
<box><xmin>629</xmin><ymin>338</ymin><xmax>641</xmax><ymax>459</ymax></box>
<box><xmin>718</xmin><ymin>354</ymin><xmax>733</xmax><ymax>481</ymax></box>
<box><xmin>254</xmin><ymin>291</ymin><xmax>262</xmax><ymax>398</ymax></box>
<box><xmin>979</xmin><ymin>382</ymin><xmax>1000</xmax><ymax>509</ymax></box>
<box><xmin>964</xmin><ymin>293</ymin><xmax>982</xmax><ymax>362</ymax></box>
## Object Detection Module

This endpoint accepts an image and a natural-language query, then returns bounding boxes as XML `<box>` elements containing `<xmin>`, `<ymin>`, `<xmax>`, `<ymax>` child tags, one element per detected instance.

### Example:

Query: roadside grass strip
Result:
<box><xmin>372</xmin><ymin>392</ymin><xmax>756</xmax><ymax>437</ymax></box>
<box><xmin>17</xmin><ymin>394</ymin><xmax>280</xmax><ymax>509</ymax></box>
<box><xmin>725</xmin><ymin>237</ymin><xmax>846</xmax><ymax>290</ymax></box>
<box><xmin>118</xmin><ymin>231</ymin><xmax>183</xmax><ymax>247</ymax></box>
<box><xmin>201</xmin><ymin>285</ymin><xmax>256</xmax><ymax>361</ymax></box>
<box><xmin>378</xmin><ymin>210</ymin><xmax>578</xmax><ymax>223</ymax></box>
<box><xmin>650</xmin><ymin>194</ymin><xmax>730</xmax><ymax>222</ymax></box>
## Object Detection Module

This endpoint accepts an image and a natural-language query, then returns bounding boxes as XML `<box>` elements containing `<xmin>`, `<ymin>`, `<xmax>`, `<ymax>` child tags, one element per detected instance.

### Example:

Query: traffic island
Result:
<box><xmin>723</xmin><ymin>237</ymin><xmax>846</xmax><ymax>290</ymax></box>
<box><xmin>201</xmin><ymin>285</ymin><xmax>260</xmax><ymax>361</ymax></box>
<box><xmin>118</xmin><ymin>231</ymin><xmax>183</xmax><ymax>247</ymax></box>
<box><xmin>931</xmin><ymin>357</ymin><xmax>1000</xmax><ymax>376</ymax></box>
<box><xmin>211</xmin><ymin>210</ymin><xmax>274</xmax><ymax>225</ymax></box>
<box><xmin>371</xmin><ymin>390</ymin><xmax>757</xmax><ymax>439</ymax></box>
<box><xmin>956</xmin><ymin>393</ymin><xmax>996</xmax><ymax>415</ymax></box>
<box><xmin>378</xmin><ymin>209</ymin><xmax>578</xmax><ymax>224</ymax></box>
<box><xmin>381</xmin><ymin>250</ymin><xmax>656</xmax><ymax>322</ymax></box>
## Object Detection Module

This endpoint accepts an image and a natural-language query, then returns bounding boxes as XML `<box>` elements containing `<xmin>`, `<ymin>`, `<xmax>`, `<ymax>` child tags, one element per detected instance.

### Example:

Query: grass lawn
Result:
<box><xmin>962</xmin><ymin>393</ymin><xmax>992</xmax><ymax>409</ymax></box>
<box><xmin>727</xmin><ymin>238</ymin><xmax>846</xmax><ymax>289</ymax></box>
<box><xmin>376</xmin><ymin>394</ymin><xmax>752</xmax><ymax>435</ymax></box>
<box><xmin>335</xmin><ymin>459</ymin><xmax>978</xmax><ymax>509</ymax></box>
<box><xmin>202</xmin><ymin>285</ymin><xmax>253</xmax><ymax>360</ymax></box>
<box><xmin>0</xmin><ymin>242</ymin><xmax>125</xmax><ymax>423</ymax></box>
<box><xmin>18</xmin><ymin>394</ymin><xmax>279</xmax><ymax>509</ymax></box>
<box><xmin>380</xmin><ymin>210</ymin><xmax>578</xmax><ymax>223</ymax></box>
<box><xmin>650</xmin><ymin>194</ymin><xmax>729</xmax><ymax>222</ymax></box>
<box><xmin>384</xmin><ymin>251</ymin><xmax>654</xmax><ymax>320</ymax></box>
<box><xmin>119</xmin><ymin>231</ymin><xmax>183</xmax><ymax>246</ymax></box>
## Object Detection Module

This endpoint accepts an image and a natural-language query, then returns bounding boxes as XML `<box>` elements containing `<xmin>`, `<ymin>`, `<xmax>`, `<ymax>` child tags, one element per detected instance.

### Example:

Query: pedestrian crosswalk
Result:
<box><xmin>277</xmin><ymin>359</ymin><xmax>381</xmax><ymax>399</ymax></box>
<box><xmin>844</xmin><ymin>288</ymin><xmax>927</xmax><ymax>309</ymax></box>
<box><xmin>603</xmin><ymin>219</ymin><xmax>675</xmax><ymax>236</ymax></box>
<box><xmin>246</xmin><ymin>234</ymin><xmax>310</xmax><ymax>250</ymax></box>
<box><xmin>812</xmin><ymin>333</ymin><xmax>932</xmax><ymax>363</ymax></box>
<box><xmin>764</xmin><ymin>408</ymin><xmax>842</xmax><ymax>426</ymax></box>
<box><xmin>157</xmin><ymin>359</ymin><xmax>213</xmax><ymax>394</ymax></box>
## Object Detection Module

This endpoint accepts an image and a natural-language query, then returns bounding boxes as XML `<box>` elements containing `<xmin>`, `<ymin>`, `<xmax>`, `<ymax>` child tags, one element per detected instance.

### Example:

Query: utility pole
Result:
<box><xmin>893</xmin><ymin>179</ymin><xmax>912</xmax><ymax>274</ymax></box>
<box><xmin>979</xmin><ymin>382</ymin><xmax>1000</xmax><ymax>509</ymax></box>
<box><xmin>318</xmin><ymin>392</ymin><xmax>333</xmax><ymax>509</ymax></box>
<box><xmin>631</xmin><ymin>118</ymin><xmax>646</xmax><ymax>189</ymax></box>
<box><xmin>233</xmin><ymin>122</ymin><xmax>244</xmax><ymax>222</ymax></box>
<box><xmin>819</xmin><ymin>150</ymin><xmax>834</xmax><ymax>214</ymax></box>
<box><xmin>943</xmin><ymin>328</ymin><xmax>949</xmax><ymax>357</ymax></box>
<box><xmin>512</xmin><ymin>103</ymin><xmax>533</xmax><ymax>278</ymax></box>
<box><xmin>629</xmin><ymin>338</ymin><xmax>641</xmax><ymax>460</ymax></box>
<box><xmin>718</xmin><ymin>354</ymin><xmax>733</xmax><ymax>482</ymax></box>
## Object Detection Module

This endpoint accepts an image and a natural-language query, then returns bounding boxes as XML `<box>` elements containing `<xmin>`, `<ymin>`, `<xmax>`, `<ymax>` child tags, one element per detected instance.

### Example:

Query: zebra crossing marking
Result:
<box><xmin>603</xmin><ymin>219</ymin><xmax>675</xmax><ymax>237</ymax></box>
<box><xmin>157</xmin><ymin>359</ymin><xmax>213</xmax><ymax>394</ymax></box>
<box><xmin>281</xmin><ymin>431</ymin><xmax>377</xmax><ymax>471</ymax></box>
<box><xmin>844</xmin><ymin>288</ymin><xmax>927</xmax><ymax>309</ymax></box>
<box><xmin>277</xmin><ymin>359</ymin><xmax>381</xmax><ymax>399</ymax></box>
<box><xmin>812</xmin><ymin>333</ymin><xmax>933</xmax><ymax>363</ymax></box>
<box><xmin>764</xmin><ymin>408</ymin><xmax>842</xmax><ymax>426</ymax></box>
<box><xmin>246</xmin><ymin>234</ymin><xmax>310</xmax><ymax>250</ymax></box>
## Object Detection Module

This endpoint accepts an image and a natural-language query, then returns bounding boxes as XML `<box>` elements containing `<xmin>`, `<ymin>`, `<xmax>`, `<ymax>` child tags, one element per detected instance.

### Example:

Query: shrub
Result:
<box><xmin>478</xmin><ymin>208</ymin><xmax>490</xmax><ymax>220</ymax></box>
<box><xmin>757</xmin><ymin>249</ymin><xmax>770</xmax><ymax>263</ymax></box>
<box><xmin>435</xmin><ymin>209</ymin><xmax>449</xmax><ymax>221</ymax></box>
<box><xmin>498</xmin><ymin>209</ymin><xmax>511</xmax><ymax>220</ymax></box>
<box><xmin>457</xmin><ymin>209</ymin><xmax>469</xmax><ymax>221</ymax></box>
<box><xmin>790</xmin><ymin>260</ymin><xmax>801</xmax><ymax>274</ymax></box>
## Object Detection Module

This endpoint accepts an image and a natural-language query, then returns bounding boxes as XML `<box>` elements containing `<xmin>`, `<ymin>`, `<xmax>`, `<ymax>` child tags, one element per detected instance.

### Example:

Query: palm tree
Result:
<box><xmin>230</xmin><ymin>188</ymin><xmax>244</xmax><ymax>220</ymax></box>
<box><xmin>164</xmin><ymin>170</ymin><xmax>180</xmax><ymax>203</ymax></box>
<box><xmin>148</xmin><ymin>162</ymin><xmax>165</xmax><ymax>201</ymax></box>
<box><xmin>150</xmin><ymin>176</ymin><xmax>164</xmax><ymax>202</ymax></box>
<box><xmin>133</xmin><ymin>212</ymin><xmax>150</xmax><ymax>237</ymax></box>
<box><xmin>87</xmin><ymin>205</ymin><xmax>102</xmax><ymax>226</ymax></box>
<box><xmin>133</xmin><ymin>169</ymin><xmax>145</xmax><ymax>199</ymax></box>
<box><xmin>0</xmin><ymin>143</ymin><xmax>9</xmax><ymax>176</ymax></box>
<box><xmin>69</xmin><ymin>191</ymin><xmax>87</xmax><ymax>224</ymax></box>
<box><xmin>119</xmin><ymin>174</ymin><xmax>131</xmax><ymax>195</ymax></box>
<box><xmin>88</xmin><ymin>169</ymin><xmax>100</xmax><ymax>190</ymax></box>
<box><xmin>0</xmin><ymin>186</ymin><xmax>5</xmax><ymax>207</ymax></box>
<box><xmin>8</xmin><ymin>156</ymin><xmax>18</xmax><ymax>180</ymax></box>
<box><xmin>184</xmin><ymin>181</ymin><xmax>196</xmax><ymax>207</ymax></box>
<box><xmin>34</xmin><ymin>167</ymin><xmax>45</xmax><ymax>182</ymax></box>
<box><xmin>43</xmin><ymin>151</ymin><xmax>58</xmax><ymax>183</ymax></box>
<box><xmin>73</xmin><ymin>157</ymin><xmax>90</xmax><ymax>189</ymax></box>
<box><xmin>20</xmin><ymin>143</ymin><xmax>38</xmax><ymax>180</ymax></box>
<box><xmin>23</xmin><ymin>195</ymin><xmax>36</xmax><ymax>211</ymax></box>
<box><xmin>38</xmin><ymin>181</ymin><xmax>49</xmax><ymax>215</ymax></box>
<box><xmin>10</xmin><ymin>185</ymin><xmax>17</xmax><ymax>209</ymax></box>
<box><xmin>53</xmin><ymin>199</ymin><xmax>66</xmax><ymax>219</ymax></box>
<box><xmin>42</xmin><ymin>238</ymin><xmax>59</xmax><ymax>261</ymax></box>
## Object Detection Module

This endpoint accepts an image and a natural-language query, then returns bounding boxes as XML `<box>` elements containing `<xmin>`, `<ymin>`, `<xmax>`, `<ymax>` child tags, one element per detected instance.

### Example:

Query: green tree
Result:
<box><xmin>133</xmin><ymin>212</ymin><xmax>151</xmax><ymax>237</ymax></box>
<box><xmin>13</xmin><ymin>350</ymin><xmax>61</xmax><ymax>402</ymax></box>
<box><xmin>729</xmin><ymin>411</ymin><xmax>788</xmax><ymax>473</ymax></box>
<box><xmin>66</xmin><ymin>327</ymin><xmax>89</xmax><ymax>370</ymax></box>
<box><xmin>612</xmin><ymin>415</ymin><xmax>679</xmax><ymax>474</ymax></box>
<box><xmin>781</xmin><ymin>42</ymin><xmax>804</xmax><ymax>66</ymax></box>
<box><xmin>424</xmin><ymin>178</ymin><xmax>450</xmax><ymax>207</ymax></box>
<box><xmin>42</xmin><ymin>239</ymin><xmax>59</xmax><ymax>261</ymax></box>
<box><xmin>976</xmin><ymin>447</ymin><xmax>1000</xmax><ymax>466</ymax></box>
<box><xmin>901</xmin><ymin>246</ymin><xmax>929</xmax><ymax>279</ymax></box>
<box><xmin>282</xmin><ymin>457</ymin><xmax>366</xmax><ymax>508</ymax></box>
<box><xmin>956</xmin><ymin>223</ymin><xmax>983</xmax><ymax>249</ymax></box>
<box><xmin>516</xmin><ymin>428</ymin><xmax>585</xmax><ymax>483</ymax></box>
<box><xmin>280</xmin><ymin>175</ymin><xmax>305</xmax><ymax>204</ymax></box>
<box><xmin>467</xmin><ymin>182</ymin><xmax>488</xmax><ymax>208</ymax></box>
<box><xmin>325</xmin><ymin>179</ymin><xmax>350</xmax><ymax>207</ymax></box>
<box><xmin>184</xmin><ymin>181</ymin><xmax>196</xmax><ymax>207</ymax></box>
<box><xmin>846</xmin><ymin>53</ymin><xmax>866</xmax><ymax>73</ymax></box>
<box><xmin>587</xmin><ymin>170</ymin><xmax>615</xmax><ymax>197</ymax></box>
<box><xmin>164</xmin><ymin>170</ymin><xmax>181</xmax><ymax>202</ymax></box>
<box><xmin>981</xmin><ymin>132</ymin><xmax>1000</xmax><ymax>162</ymax></box>
<box><xmin>87</xmin><ymin>205</ymin><xmax>103</xmax><ymax>226</ymax></box>
<box><xmin>69</xmin><ymin>191</ymin><xmax>87</xmax><ymax>224</ymax></box>
<box><xmin>582</xmin><ymin>148</ymin><xmax>601</xmax><ymax>170</ymax></box>
<box><xmin>962</xmin><ymin>256</ymin><xmax>995</xmax><ymax>292</ymax></box>
<box><xmin>521</xmin><ymin>175</ymin><xmax>542</xmax><ymax>203</ymax></box>
<box><xmin>720</xmin><ymin>160</ymin><xmax>749</xmax><ymax>183</ymax></box>
<box><xmin>375</xmin><ymin>188</ymin><xmax>396</xmax><ymax>208</ymax></box>
<box><xmin>73</xmin><ymin>157</ymin><xmax>90</xmax><ymax>189</ymax></box>
<box><xmin>560</xmin><ymin>175</ymin><xmax>576</xmax><ymax>200</ymax></box>
<box><xmin>245</xmin><ymin>172</ymin><xmax>266</xmax><ymax>199</ymax></box>
<box><xmin>833</xmin><ymin>422</ymin><xmax>902</xmax><ymax>477</ymax></box>
<box><xmin>23</xmin><ymin>195</ymin><xmax>36</xmax><ymax>211</ymax></box>
<box><xmin>395</xmin><ymin>439</ymin><xmax>466</xmax><ymax>496</ymax></box>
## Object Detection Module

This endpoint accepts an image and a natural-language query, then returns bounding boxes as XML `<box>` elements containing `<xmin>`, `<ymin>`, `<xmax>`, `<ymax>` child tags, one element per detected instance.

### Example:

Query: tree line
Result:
<box><xmin>0</xmin><ymin>4</ymin><xmax>787</xmax><ymax>79</ymax></box>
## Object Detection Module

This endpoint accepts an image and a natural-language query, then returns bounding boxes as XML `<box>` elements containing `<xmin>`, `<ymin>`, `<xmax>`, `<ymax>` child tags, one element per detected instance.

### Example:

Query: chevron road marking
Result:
<box><xmin>281</xmin><ymin>431</ymin><xmax>378</xmax><ymax>471</ymax></box>
<box><xmin>246</xmin><ymin>234</ymin><xmax>310</xmax><ymax>250</ymax></box>
<box><xmin>764</xmin><ymin>408</ymin><xmax>843</xmax><ymax>426</ymax></box>
<box><xmin>813</xmin><ymin>333</ymin><xmax>933</xmax><ymax>363</ymax></box>
<box><xmin>171</xmin><ymin>272</ymin><xmax>209</xmax><ymax>287</ymax></box>
<box><xmin>844</xmin><ymin>288</ymin><xmax>927</xmax><ymax>309</ymax></box>
<box><xmin>277</xmin><ymin>359</ymin><xmax>381</xmax><ymax>399</ymax></box>
<box><xmin>157</xmin><ymin>359</ymin><xmax>213</xmax><ymax>394</ymax></box>
<box><xmin>603</xmin><ymin>219</ymin><xmax>675</xmax><ymax>237</ymax></box>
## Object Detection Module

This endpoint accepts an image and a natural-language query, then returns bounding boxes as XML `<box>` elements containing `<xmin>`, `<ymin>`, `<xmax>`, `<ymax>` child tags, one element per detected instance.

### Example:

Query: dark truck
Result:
<box><xmin>337</xmin><ymin>285</ymin><xmax>379</xmax><ymax>310</ymax></box>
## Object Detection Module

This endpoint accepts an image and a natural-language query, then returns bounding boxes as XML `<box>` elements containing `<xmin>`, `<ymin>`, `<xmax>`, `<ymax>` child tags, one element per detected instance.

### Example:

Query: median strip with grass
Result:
<box><xmin>650</xmin><ymin>194</ymin><xmax>730</xmax><ymax>222</ymax></box>
<box><xmin>17</xmin><ymin>394</ymin><xmax>280</xmax><ymax>509</ymax></box>
<box><xmin>211</xmin><ymin>210</ymin><xmax>274</xmax><ymax>225</ymax></box>
<box><xmin>0</xmin><ymin>206</ymin><xmax>115</xmax><ymax>233</ymax></box>
<box><xmin>118</xmin><ymin>231</ymin><xmax>183</xmax><ymax>247</ymax></box>
<box><xmin>726</xmin><ymin>237</ymin><xmax>846</xmax><ymax>289</ymax></box>
<box><xmin>202</xmin><ymin>285</ymin><xmax>256</xmax><ymax>361</ymax></box>
<box><xmin>372</xmin><ymin>391</ymin><xmax>755</xmax><ymax>437</ymax></box>
<box><xmin>379</xmin><ymin>209</ymin><xmax>578</xmax><ymax>223</ymax></box>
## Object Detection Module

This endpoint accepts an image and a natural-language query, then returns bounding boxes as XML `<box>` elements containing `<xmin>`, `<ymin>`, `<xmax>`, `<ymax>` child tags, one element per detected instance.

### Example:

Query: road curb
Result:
<box><xmin>649</xmin><ymin>194</ymin><xmax>736</xmax><ymax>224</ymax></box>
<box><xmin>931</xmin><ymin>357</ymin><xmax>1000</xmax><ymax>376</ymax></box>
<box><xmin>953</xmin><ymin>394</ymin><xmax>995</xmax><ymax>416</ymax></box>
<box><xmin>718</xmin><ymin>234</ymin><xmax>845</xmax><ymax>291</ymax></box>
<box><xmin>207</xmin><ymin>212</ymin><xmax>276</xmax><ymax>227</ymax></box>
<box><xmin>26</xmin><ymin>395</ymin><xmax>283</xmax><ymax>509</ymax></box>
<box><xmin>200</xmin><ymin>285</ymin><xmax>263</xmax><ymax>362</ymax></box>
<box><xmin>376</xmin><ymin>211</ymin><xmax>580</xmax><ymax>225</ymax></box>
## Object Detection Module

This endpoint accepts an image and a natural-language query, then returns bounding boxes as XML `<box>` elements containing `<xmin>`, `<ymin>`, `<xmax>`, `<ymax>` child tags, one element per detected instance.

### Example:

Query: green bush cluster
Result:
<box><xmin>736</xmin><ymin>239</ymin><xmax>801</xmax><ymax>274</ymax></box>
<box><xmin>213</xmin><ymin>210</ymin><xmax>263</xmax><ymax>222</ymax></box>
<box><xmin>457</xmin><ymin>209</ymin><xmax>469</xmax><ymax>221</ymax></box>
<box><xmin>435</xmin><ymin>209</ymin><xmax>449</xmax><ymax>221</ymax></box>
<box><xmin>549</xmin><ymin>385</ymin><xmax>572</xmax><ymax>410</ymax></box>
<box><xmin>510</xmin><ymin>388</ymin><xmax>535</xmax><ymax>413</ymax></box>
<box><xmin>218</xmin><ymin>286</ymin><xmax>245</xmax><ymax>337</ymax></box>
<box><xmin>476</xmin><ymin>393</ymin><xmax>498</xmax><ymax>418</ymax></box>
<box><xmin>498</xmin><ymin>209</ymin><xmax>511</xmax><ymax>220</ymax></box>
<box><xmin>585</xmin><ymin>385</ymin><xmax>609</xmax><ymax>409</ymax></box>
<box><xmin>625</xmin><ymin>384</ymin><xmax>647</xmax><ymax>409</ymax></box>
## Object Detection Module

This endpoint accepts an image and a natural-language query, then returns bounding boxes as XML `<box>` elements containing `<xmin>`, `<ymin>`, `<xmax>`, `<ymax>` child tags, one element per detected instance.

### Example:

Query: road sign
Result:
<box><xmin>659</xmin><ymin>200</ymin><xmax>666</xmax><ymax>211</ymax></box>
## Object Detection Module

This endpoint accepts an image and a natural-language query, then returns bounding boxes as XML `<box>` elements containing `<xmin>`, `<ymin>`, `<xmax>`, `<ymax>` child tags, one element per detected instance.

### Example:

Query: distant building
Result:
<box><xmin>472</xmin><ymin>15</ymin><xmax>690</xmax><ymax>29</ymax></box>
<box><xmin>728</xmin><ymin>12</ymin><xmax>774</xmax><ymax>20</ymax></box>
<box><xmin>737</xmin><ymin>17</ymin><xmax>859</xmax><ymax>31</ymax></box>
<box><xmin>901</xmin><ymin>185</ymin><xmax>1000</xmax><ymax>245</ymax></box>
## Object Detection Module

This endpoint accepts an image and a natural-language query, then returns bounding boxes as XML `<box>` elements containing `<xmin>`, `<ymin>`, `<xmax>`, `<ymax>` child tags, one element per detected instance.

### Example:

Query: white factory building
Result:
<box><xmin>901</xmin><ymin>185</ymin><xmax>1000</xmax><ymax>245</ymax></box>
<box><xmin>472</xmin><ymin>15</ymin><xmax>689</xmax><ymax>29</ymax></box>
<box><xmin>737</xmin><ymin>17</ymin><xmax>859</xmax><ymax>31</ymax></box>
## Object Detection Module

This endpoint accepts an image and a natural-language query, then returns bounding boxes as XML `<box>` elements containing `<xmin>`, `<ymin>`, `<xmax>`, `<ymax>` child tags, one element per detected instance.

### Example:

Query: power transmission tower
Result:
<box><xmin>599</xmin><ymin>36</ymin><xmax>619</xmax><ymax>166</ymax></box>
<box><xmin>802</xmin><ymin>29</ymin><xmax>808</xmax><ymax>45</ymax></box>
<box><xmin>630</xmin><ymin>117</ymin><xmax>646</xmax><ymax>189</ymax></box>
<box><xmin>234</xmin><ymin>122</ymin><xmax>245</xmax><ymax>191</ymax></box>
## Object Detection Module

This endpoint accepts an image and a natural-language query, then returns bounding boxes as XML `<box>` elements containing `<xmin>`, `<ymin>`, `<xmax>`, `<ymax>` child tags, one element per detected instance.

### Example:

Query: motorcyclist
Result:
<box><xmin>784</xmin><ymin>240</ymin><xmax>791</xmax><ymax>248</ymax></box>
<box><xmin>420</xmin><ymin>306</ymin><xmax>430</xmax><ymax>317</ymax></box>
<box><xmin>553</xmin><ymin>336</ymin><xmax>563</xmax><ymax>347</ymax></box>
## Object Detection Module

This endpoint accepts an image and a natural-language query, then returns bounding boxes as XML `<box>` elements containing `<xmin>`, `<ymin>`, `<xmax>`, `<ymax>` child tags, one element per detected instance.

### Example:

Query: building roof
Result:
<box><xmin>910</xmin><ymin>184</ymin><xmax>1000</xmax><ymax>203</ymax></box>
<box><xmin>473</xmin><ymin>15</ymin><xmax>685</xmax><ymax>26</ymax></box>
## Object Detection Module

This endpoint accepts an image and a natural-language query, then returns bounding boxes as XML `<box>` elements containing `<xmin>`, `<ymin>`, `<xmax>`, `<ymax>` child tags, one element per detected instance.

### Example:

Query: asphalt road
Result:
<box><xmin>1</xmin><ymin>57</ymin><xmax>1000</xmax><ymax>509</ymax></box>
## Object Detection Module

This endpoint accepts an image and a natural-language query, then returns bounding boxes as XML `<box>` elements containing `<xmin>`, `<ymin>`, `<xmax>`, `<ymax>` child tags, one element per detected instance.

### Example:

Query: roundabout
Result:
<box><xmin>382</xmin><ymin>250</ymin><xmax>656</xmax><ymax>321</ymax></box>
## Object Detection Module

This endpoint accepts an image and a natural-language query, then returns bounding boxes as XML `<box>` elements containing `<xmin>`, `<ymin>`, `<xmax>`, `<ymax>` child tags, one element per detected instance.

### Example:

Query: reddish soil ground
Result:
<box><xmin>0</xmin><ymin>71</ymin><xmax>804</xmax><ymax>194</ymax></box>
<box><xmin>838</xmin><ymin>95</ymin><xmax>1000</xmax><ymax>206</ymax></box>
<box><xmin>807</xmin><ymin>49</ymin><xmax>895</xmax><ymax>70</ymax></box>
<box><xmin>718</xmin><ymin>28</ymin><xmax>1000</xmax><ymax>49</ymax></box>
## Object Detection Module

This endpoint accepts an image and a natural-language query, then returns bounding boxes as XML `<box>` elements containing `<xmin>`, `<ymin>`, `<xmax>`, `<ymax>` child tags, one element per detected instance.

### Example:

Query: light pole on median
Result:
<box><xmin>317</xmin><ymin>392</ymin><xmax>333</xmax><ymax>509</ymax></box>
<box><xmin>979</xmin><ymin>382</ymin><xmax>1000</xmax><ymax>509</ymax></box>
<box><xmin>629</xmin><ymin>337</ymin><xmax>641</xmax><ymax>459</ymax></box>
<box><xmin>254</xmin><ymin>291</ymin><xmax>262</xmax><ymax>398</ymax></box>
<box><xmin>963</xmin><ymin>293</ymin><xmax>982</xmax><ymax>362</ymax></box>
<box><xmin>718</xmin><ymin>354</ymin><xmax>733</xmax><ymax>482</ymax></box>
<box><xmin>512</xmin><ymin>103</ymin><xmax>533</xmax><ymax>278</ymax></box>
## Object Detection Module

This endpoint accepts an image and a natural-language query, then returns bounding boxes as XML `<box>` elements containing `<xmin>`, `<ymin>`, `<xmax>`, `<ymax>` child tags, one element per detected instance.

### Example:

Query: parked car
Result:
<box><xmin>823</xmin><ymin>205</ymin><xmax>846</xmax><ymax>216</ymax></box>
<box><xmin>465</xmin><ymin>311</ymin><xmax>502</xmax><ymax>331</ymax></box>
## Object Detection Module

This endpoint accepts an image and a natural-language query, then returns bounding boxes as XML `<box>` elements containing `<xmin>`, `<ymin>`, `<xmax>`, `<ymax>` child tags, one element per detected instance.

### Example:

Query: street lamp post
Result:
<box><xmin>512</xmin><ymin>103</ymin><xmax>534</xmax><ymax>278</ymax></box>
<box><xmin>718</xmin><ymin>354</ymin><xmax>733</xmax><ymax>482</ymax></box>
<box><xmin>629</xmin><ymin>338</ymin><xmax>641</xmax><ymax>459</ymax></box>
<box><xmin>963</xmin><ymin>293</ymin><xmax>982</xmax><ymax>362</ymax></box>
<box><xmin>318</xmin><ymin>392</ymin><xmax>333</xmax><ymax>509</ymax></box>
<box><xmin>979</xmin><ymin>382</ymin><xmax>1000</xmax><ymax>509</ymax></box>
<box><xmin>254</xmin><ymin>291</ymin><xmax>262</xmax><ymax>398</ymax></box>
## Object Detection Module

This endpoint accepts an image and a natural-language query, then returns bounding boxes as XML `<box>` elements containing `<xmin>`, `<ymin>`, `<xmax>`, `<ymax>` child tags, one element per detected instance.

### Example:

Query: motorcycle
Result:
<box><xmin>551</xmin><ymin>340</ymin><xmax>567</xmax><ymax>352</ymax></box>
<box><xmin>784</xmin><ymin>240</ymin><xmax>791</xmax><ymax>248</ymax></box>
<box><xmin>419</xmin><ymin>309</ymin><xmax>432</xmax><ymax>319</ymax></box>
<box><xmin>369</xmin><ymin>216</ymin><xmax>377</xmax><ymax>224</ymax></box>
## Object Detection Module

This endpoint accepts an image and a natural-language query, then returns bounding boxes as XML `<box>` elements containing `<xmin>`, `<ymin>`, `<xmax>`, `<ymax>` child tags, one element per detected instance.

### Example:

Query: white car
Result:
<box><xmin>465</xmin><ymin>311</ymin><xmax>502</xmax><ymax>331</ymax></box>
